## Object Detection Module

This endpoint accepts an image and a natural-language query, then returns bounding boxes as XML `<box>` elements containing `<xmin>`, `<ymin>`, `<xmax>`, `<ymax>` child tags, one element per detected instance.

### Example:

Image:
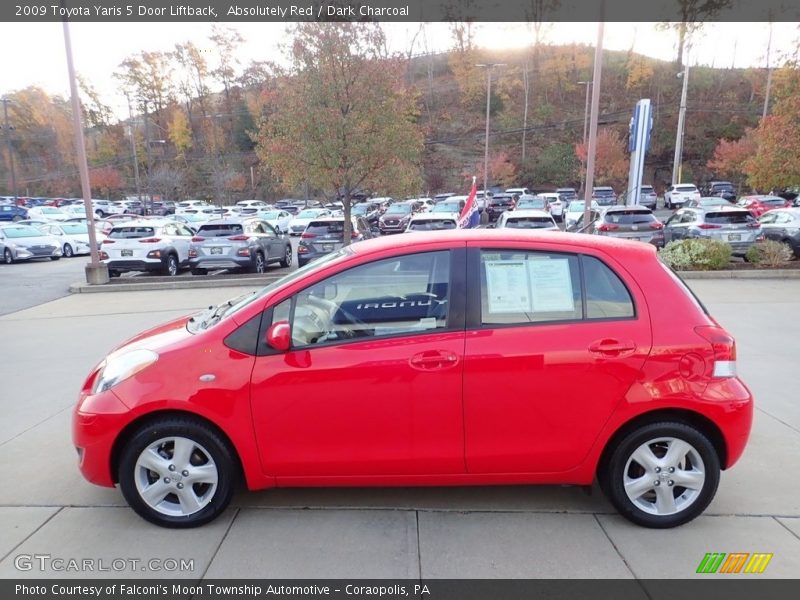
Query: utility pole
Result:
<box><xmin>476</xmin><ymin>63</ymin><xmax>505</xmax><ymax>200</ymax></box>
<box><xmin>583</xmin><ymin>21</ymin><xmax>605</xmax><ymax>230</ymax></box>
<box><xmin>1</xmin><ymin>98</ymin><xmax>18</xmax><ymax>202</ymax></box>
<box><xmin>672</xmin><ymin>63</ymin><xmax>690</xmax><ymax>186</ymax></box>
<box><xmin>577</xmin><ymin>80</ymin><xmax>591</xmax><ymax>194</ymax></box>
<box><xmin>62</xmin><ymin>14</ymin><xmax>107</xmax><ymax>284</ymax></box>
<box><xmin>125</xmin><ymin>95</ymin><xmax>142</xmax><ymax>205</ymax></box>
<box><xmin>763</xmin><ymin>21</ymin><xmax>773</xmax><ymax>119</ymax></box>
<box><xmin>143</xmin><ymin>105</ymin><xmax>151</xmax><ymax>216</ymax></box>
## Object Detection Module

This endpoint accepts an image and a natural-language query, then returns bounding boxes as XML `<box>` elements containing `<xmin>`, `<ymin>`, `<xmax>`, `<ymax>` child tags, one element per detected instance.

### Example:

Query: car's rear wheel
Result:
<box><xmin>63</xmin><ymin>243</ymin><xmax>73</xmax><ymax>258</ymax></box>
<box><xmin>118</xmin><ymin>418</ymin><xmax>236</xmax><ymax>528</ymax></box>
<box><xmin>251</xmin><ymin>252</ymin><xmax>266</xmax><ymax>274</ymax></box>
<box><xmin>163</xmin><ymin>254</ymin><xmax>178</xmax><ymax>276</ymax></box>
<box><xmin>599</xmin><ymin>422</ymin><xmax>719</xmax><ymax>528</ymax></box>
<box><xmin>3</xmin><ymin>249</ymin><xmax>13</xmax><ymax>264</ymax></box>
<box><xmin>50</xmin><ymin>256</ymin><xmax>60</xmax><ymax>261</ymax></box>
<box><xmin>279</xmin><ymin>246</ymin><xmax>291</xmax><ymax>268</ymax></box>
<box><xmin>109</xmin><ymin>269</ymin><xmax>121</xmax><ymax>278</ymax></box>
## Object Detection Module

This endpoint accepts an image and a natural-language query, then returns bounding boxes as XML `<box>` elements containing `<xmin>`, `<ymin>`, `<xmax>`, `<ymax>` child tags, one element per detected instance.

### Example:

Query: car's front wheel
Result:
<box><xmin>63</xmin><ymin>243</ymin><xmax>73</xmax><ymax>258</ymax></box>
<box><xmin>279</xmin><ymin>245</ymin><xmax>292</xmax><ymax>268</ymax></box>
<box><xmin>118</xmin><ymin>417</ymin><xmax>237</xmax><ymax>528</ymax></box>
<box><xmin>3</xmin><ymin>249</ymin><xmax>14</xmax><ymax>264</ymax></box>
<box><xmin>599</xmin><ymin>422</ymin><xmax>720</xmax><ymax>528</ymax></box>
<box><xmin>163</xmin><ymin>254</ymin><xmax>178</xmax><ymax>276</ymax></box>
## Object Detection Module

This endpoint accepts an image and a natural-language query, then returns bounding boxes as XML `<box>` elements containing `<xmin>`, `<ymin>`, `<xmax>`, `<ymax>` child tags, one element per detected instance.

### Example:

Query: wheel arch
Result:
<box><xmin>109</xmin><ymin>409</ymin><xmax>244</xmax><ymax>486</ymax></box>
<box><xmin>596</xmin><ymin>408</ymin><xmax>727</xmax><ymax>478</ymax></box>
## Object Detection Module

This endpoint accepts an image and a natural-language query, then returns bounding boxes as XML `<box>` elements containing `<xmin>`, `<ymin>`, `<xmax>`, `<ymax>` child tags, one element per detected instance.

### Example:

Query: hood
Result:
<box><xmin>13</xmin><ymin>234</ymin><xmax>60</xmax><ymax>247</ymax></box>
<box><xmin>111</xmin><ymin>314</ymin><xmax>194</xmax><ymax>356</ymax></box>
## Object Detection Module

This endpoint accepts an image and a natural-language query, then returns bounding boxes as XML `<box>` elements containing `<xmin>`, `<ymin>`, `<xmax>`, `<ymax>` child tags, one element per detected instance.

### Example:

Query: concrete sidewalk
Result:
<box><xmin>0</xmin><ymin>281</ymin><xmax>798</xmax><ymax>579</ymax></box>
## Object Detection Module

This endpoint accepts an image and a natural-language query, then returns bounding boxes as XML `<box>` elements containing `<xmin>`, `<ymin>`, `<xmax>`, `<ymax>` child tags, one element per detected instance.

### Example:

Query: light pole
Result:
<box><xmin>476</xmin><ymin>63</ymin><xmax>505</xmax><ymax>200</ymax></box>
<box><xmin>583</xmin><ymin>21</ymin><xmax>605</xmax><ymax>230</ymax></box>
<box><xmin>125</xmin><ymin>94</ymin><xmax>142</xmax><ymax>205</ymax></box>
<box><xmin>672</xmin><ymin>64</ymin><xmax>690</xmax><ymax>186</ymax></box>
<box><xmin>577</xmin><ymin>81</ymin><xmax>591</xmax><ymax>194</ymax></box>
<box><xmin>1</xmin><ymin>97</ymin><xmax>18</xmax><ymax>202</ymax></box>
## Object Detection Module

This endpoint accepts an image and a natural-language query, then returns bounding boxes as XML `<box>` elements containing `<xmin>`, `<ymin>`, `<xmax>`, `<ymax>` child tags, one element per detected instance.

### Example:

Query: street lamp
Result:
<box><xmin>577</xmin><ymin>81</ymin><xmax>592</xmax><ymax>194</ymax></box>
<box><xmin>476</xmin><ymin>63</ymin><xmax>505</xmax><ymax>201</ymax></box>
<box><xmin>672</xmin><ymin>65</ymin><xmax>690</xmax><ymax>186</ymax></box>
<box><xmin>1</xmin><ymin>97</ymin><xmax>18</xmax><ymax>203</ymax></box>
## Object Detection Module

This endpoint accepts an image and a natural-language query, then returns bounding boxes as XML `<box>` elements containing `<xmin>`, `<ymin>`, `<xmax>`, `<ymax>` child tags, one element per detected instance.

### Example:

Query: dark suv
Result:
<box><xmin>298</xmin><ymin>217</ymin><xmax>373</xmax><ymax>267</ymax></box>
<box><xmin>704</xmin><ymin>181</ymin><xmax>736</xmax><ymax>202</ymax></box>
<box><xmin>351</xmin><ymin>201</ymin><xmax>382</xmax><ymax>226</ymax></box>
<box><xmin>486</xmin><ymin>194</ymin><xmax>516</xmax><ymax>222</ymax></box>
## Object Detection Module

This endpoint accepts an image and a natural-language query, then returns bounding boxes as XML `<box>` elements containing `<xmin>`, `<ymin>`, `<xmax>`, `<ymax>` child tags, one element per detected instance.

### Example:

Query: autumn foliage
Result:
<box><xmin>575</xmin><ymin>129</ymin><xmax>628</xmax><ymax>188</ymax></box>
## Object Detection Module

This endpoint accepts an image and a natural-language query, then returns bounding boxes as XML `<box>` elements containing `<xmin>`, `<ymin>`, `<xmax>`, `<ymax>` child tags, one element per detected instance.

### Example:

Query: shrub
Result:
<box><xmin>745</xmin><ymin>240</ymin><xmax>793</xmax><ymax>267</ymax></box>
<box><xmin>660</xmin><ymin>238</ymin><xmax>732</xmax><ymax>271</ymax></box>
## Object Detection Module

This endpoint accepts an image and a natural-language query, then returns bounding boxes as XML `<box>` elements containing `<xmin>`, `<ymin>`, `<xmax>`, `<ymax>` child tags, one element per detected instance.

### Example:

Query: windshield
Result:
<box><xmin>504</xmin><ymin>217</ymin><xmax>554</xmax><ymax>229</ymax></box>
<box><xmin>604</xmin><ymin>210</ymin><xmax>655</xmax><ymax>224</ymax></box>
<box><xmin>351</xmin><ymin>205</ymin><xmax>372</xmax><ymax>215</ymax></box>
<box><xmin>676</xmin><ymin>186</ymin><xmax>697</xmax><ymax>192</ymax></box>
<box><xmin>261</xmin><ymin>211</ymin><xmax>280</xmax><ymax>219</ymax></box>
<box><xmin>433</xmin><ymin>202</ymin><xmax>462</xmax><ymax>213</ymax></box>
<box><xmin>297</xmin><ymin>209</ymin><xmax>324</xmax><ymax>218</ymax></box>
<box><xmin>197</xmin><ymin>223</ymin><xmax>243</xmax><ymax>236</ymax></box>
<box><xmin>61</xmin><ymin>224</ymin><xmax>88</xmax><ymax>234</ymax></box>
<box><xmin>1</xmin><ymin>226</ymin><xmax>43</xmax><ymax>238</ymax></box>
<box><xmin>386</xmin><ymin>204</ymin><xmax>412</xmax><ymax>215</ymax></box>
<box><xmin>516</xmin><ymin>199</ymin><xmax>546</xmax><ymax>210</ymax></box>
<box><xmin>41</xmin><ymin>207</ymin><xmax>62</xmax><ymax>214</ymax></box>
<box><xmin>408</xmin><ymin>219</ymin><xmax>457</xmax><ymax>230</ymax></box>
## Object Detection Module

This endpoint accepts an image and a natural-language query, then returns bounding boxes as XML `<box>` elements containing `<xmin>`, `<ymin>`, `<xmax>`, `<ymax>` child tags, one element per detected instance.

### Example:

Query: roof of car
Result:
<box><xmin>504</xmin><ymin>209</ymin><xmax>552</xmax><ymax>218</ymax></box>
<box><xmin>409</xmin><ymin>214</ymin><xmax>458</xmax><ymax>221</ymax></box>
<box><xmin>201</xmin><ymin>217</ymin><xmax>263</xmax><ymax>225</ymax></box>
<box><xmin>110</xmin><ymin>219</ymin><xmax>174</xmax><ymax>227</ymax></box>
<box><xmin>604</xmin><ymin>205</ymin><xmax>652</xmax><ymax>212</ymax></box>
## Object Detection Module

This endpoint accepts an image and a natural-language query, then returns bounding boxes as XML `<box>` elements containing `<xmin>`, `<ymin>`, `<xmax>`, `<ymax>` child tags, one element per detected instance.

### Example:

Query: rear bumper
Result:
<box><xmin>189</xmin><ymin>255</ymin><xmax>254</xmax><ymax>270</ymax></box>
<box><xmin>103</xmin><ymin>259</ymin><xmax>163</xmax><ymax>273</ymax></box>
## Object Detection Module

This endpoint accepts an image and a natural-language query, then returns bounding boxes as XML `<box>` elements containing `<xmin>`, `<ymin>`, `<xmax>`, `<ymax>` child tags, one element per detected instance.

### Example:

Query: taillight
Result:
<box><xmin>698</xmin><ymin>223</ymin><xmax>721</xmax><ymax>229</ymax></box>
<box><xmin>596</xmin><ymin>223</ymin><xmax>618</xmax><ymax>232</ymax></box>
<box><xmin>102</xmin><ymin>239</ymin><xmax>114</xmax><ymax>244</ymax></box>
<box><xmin>301</xmin><ymin>232</ymin><xmax>316</xmax><ymax>239</ymax></box>
<box><xmin>191</xmin><ymin>236</ymin><xmax>205</xmax><ymax>242</ymax></box>
<box><xmin>228</xmin><ymin>235</ymin><xmax>250</xmax><ymax>241</ymax></box>
<box><xmin>649</xmin><ymin>222</ymin><xmax>664</xmax><ymax>230</ymax></box>
<box><xmin>695</xmin><ymin>326</ymin><xmax>737</xmax><ymax>378</ymax></box>
<box><xmin>138</xmin><ymin>237</ymin><xmax>162</xmax><ymax>243</ymax></box>
<box><xmin>188</xmin><ymin>249</ymin><xmax>198</xmax><ymax>258</ymax></box>
<box><xmin>746</xmin><ymin>222</ymin><xmax>760</xmax><ymax>229</ymax></box>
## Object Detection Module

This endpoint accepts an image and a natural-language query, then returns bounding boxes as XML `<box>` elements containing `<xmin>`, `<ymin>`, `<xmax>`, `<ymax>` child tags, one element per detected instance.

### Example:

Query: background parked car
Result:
<box><xmin>27</xmin><ymin>206</ymin><xmax>70</xmax><ymax>222</ymax></box>
<box><xmin>298</xmin><ymin>216</ymin><xmax>373</xmax><ymax>266</ymax></box>
<box><xmin>685</xmin><ymin>197</ymin><xmax>734</xmax><ymax>209</ymax></box>
<box><xmin>91</xmin><ymin>199</ymin><xmax>125</xmax><ymax>218</ymax></box>
<box><xmin>486</xmin><ymin>194</ymin><xmax>517</xmax><ymax>222</ymax></box>
<box><xmin>564</xmin><ymin>200</ymin><xmax>600</xmax><ymax>229</ymax></box>
<box><xmin>147</xmin><ymin>201</ymin><xmax>176</xmax><ymax>216</ymax></box>
<box><xmin>0</xmin><ymin>204</ymin><xmax>27</xmax><ymax>222</ymax></box>
<box><xmin>736</xmin><ymin>195</ymin><xmax>792</xmax><ymax>218</ymax></box>
<box><xmin>431</xmin><ymin>197</ymin><xmax>466</xmax><ymax>217</ymax></box>
<box><xmin>556</xmin><ymin>187</ymin><xmax>578</xmax><ymax>202</ymax></box>
<box><xmin>405</xmin><ymin>214</ymin><xmax>459</xmax><ymax>232</ymax></box>
<box><xmin>288</xmin><ymin>208</ymin><xmax>333</xmax><ymax>236</ymax></box>
<box><xmin>664</xmin><ymin>184</ymin><xmax>701</xmax><ymax>209</ymax></box>
<box><xmin>591</xmin><ymin>186</ymin><xmax>617</xmax><ymax>206</ymax></box>
<box><xmin>36</xmin><ymin>222</ymin><xmax>103</xmax><ymax>257</ymax></box>
<box><xmin>188</xmin><ymin>218</ymin><xmax>291</xmax><ymax>275</ymax></box>
<box><xmin>585</xmin><ymin>206</ymin><xmax>664</xmax><ymax>246</ymax></box>
<box><xmin>758</xmin><ymin>208</ymin><xmax>800</xmax><ymax>258</ymax></box>
<box><xmin>535</xmin><ymin>193</ymin><xmax>564</xmax><ymax>219</ymax></box>
<box><xmin>378</xmin><ymin>201</ymin><xmax>420</xmax><ymax>234</ymax></box>
<box><xmin>0</xmin><ymin>224</ymin><xmax>63</xmax><ymax>263</ymax></box>
<box><xmin>496</xmin><ymin>209</ymin><xmax>559</xmax><ymax>231</ymax></box>
<box><xmin>638</xmin><ymin>185</ymin><xmax>658</xmax><ymax>210</ymax></box>
<box><xmin>99</xmin><ymin>219</ymin><xmax>195</xmax><ymax>276</ymax></box>
<box><xmin>663</xmin><ymin>208</ymin><xmax>761</xmax><ymax>256</ymax></box>
<box><xmin>703</xmin><ymin>181</ymin><xmax>737</xmax><ymax>202</ymax></box>
<box><xmin>351</xmin><ymin>201</ymin><xmax>382</xmax><ymax>226</ymax></box>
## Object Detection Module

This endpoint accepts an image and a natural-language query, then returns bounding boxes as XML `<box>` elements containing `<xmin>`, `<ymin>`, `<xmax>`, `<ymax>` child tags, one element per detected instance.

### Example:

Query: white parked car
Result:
<box><xmin>37</xmin><ymin>222</ymin><xmax>105</xmax><ymax>257</ymax></box>
<box><xmin>496</xmin><ymin>209</ymin><xmax>560</xmax><ymax>231</ymax></box>
<box><xmin>505</xmin><ymin>187</ymin><xmax>532</xmax><ymax>197</ymax></box>
<box><xmin>665</xmin><ymin>184</ymin><xmax>701</xmax><ymax>209</ymax></box>
<box><xmin>91</xmin><ymin>199</ymin><xmax>125</xmax><ymax>218</ymax></box>
<box><xmin>404</xmin><ymin>214</ymin><xmax>459</xmax><ymax>232</ymax></box>
<box><xmin>408</xmin><ymin>197</ymin><xmax>435</xmax><ymax>212</ymax></box>
<box><xmin>235</xmin><ymin>200</ymin><xmax>269</xmax><ymax>215</ymax></box>
<box><xmin>99</xmin><ymin>219</ymin><xmax>195</xmax><ymax>276</ymax></box>
<box><xmin>175</xmin><ymin>200</ymin><xmax>212</xmax><ymax>215</ymax></box>
<box><xmin>287</xmin><ymin>208</ymin><xmax>333</xmax><ymax>236</ymax></box>
<box><xmin>0</xmin><ymin>224</ymin><xmax>63</xmax><ymax>263</ymax></box>
<box><xmin>536</xmin><ymin>193</ymin><xmax>565</xmax><ymax>220</ymax></box>
<box><xmin>564</xmin><ymin>200</ymin><xmax>601</xmax><ymax>229</ymax></box>
<box><xmin>257</xmin><ymin>209</ymin><xmax>294</xmax><ymax>233</ymax></box>
<box><xmin>27</xmin><ymin>206</ymin><xmax>70</xmax><ymax>222</ymax></box>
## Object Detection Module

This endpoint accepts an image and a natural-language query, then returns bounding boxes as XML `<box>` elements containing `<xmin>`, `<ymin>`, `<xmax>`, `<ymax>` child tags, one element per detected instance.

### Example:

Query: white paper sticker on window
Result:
<box><xmin>527</xmin><ymin>258</ymin><xmax>574</xmax><ymax>312</ymax></box>
<box><xmin>485</xmin><ymin>260</ymin><xmax>531</xmax><ymax>313</ymax></box>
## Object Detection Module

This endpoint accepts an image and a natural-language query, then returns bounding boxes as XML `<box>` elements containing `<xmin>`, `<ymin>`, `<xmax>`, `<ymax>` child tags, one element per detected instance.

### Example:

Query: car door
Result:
<box><xmin>758</xmin><ymin>211</ymin><xmax>779</xmax><ymax>241</ymax></box>
<box><xmin>462</xmin><ymin>245</ymin><xmax>652</xmax><ymax>473</ymax></box>
<box><xmin>170</xmin><ymin>224</ymin><xmax>193</xmax><ymax>262</ymax></box>
<box><xmin>259</xmin><ymin>221</ymin><xmax>284</xmax><ymax>260</ymax></box>
<box><xmin>249</xmin><ymin>248</ymin><xmax>467</xmax><ymax>477</ymax></box>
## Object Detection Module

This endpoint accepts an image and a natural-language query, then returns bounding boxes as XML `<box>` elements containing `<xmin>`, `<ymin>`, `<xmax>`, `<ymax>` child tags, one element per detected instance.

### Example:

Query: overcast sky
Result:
<box><xmin>1</xmin><ymin>21</ymin><xmax>796</xmax><ymax>118</ymax></box>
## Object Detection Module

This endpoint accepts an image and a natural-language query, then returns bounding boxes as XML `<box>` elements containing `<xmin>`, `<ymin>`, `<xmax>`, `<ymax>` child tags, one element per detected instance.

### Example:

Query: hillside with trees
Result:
<box><xmin>0</xmin><ymin>23</ymin><xmax>791</xmax><ymax>203</ymax></box>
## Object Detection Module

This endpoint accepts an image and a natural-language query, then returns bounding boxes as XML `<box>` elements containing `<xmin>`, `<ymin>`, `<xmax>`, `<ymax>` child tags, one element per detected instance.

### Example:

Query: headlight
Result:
<box><xmin>91</xmin><ymin>349</ymin><xmax>159</xmax><ymax>394</ymax></box>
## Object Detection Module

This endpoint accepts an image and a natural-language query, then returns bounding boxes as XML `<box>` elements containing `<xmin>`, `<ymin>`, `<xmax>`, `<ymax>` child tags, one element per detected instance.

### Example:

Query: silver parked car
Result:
<box><xmin>587</xmin><ymin>206</ymin><xmax>665</xmax><ymax>246</ymax></box>
<box><xmin>663</xmin><ymin>208</ymin><xmax>761</xmax><ymax>256</ymax></box>
<box><xmin>188</xmin><ymin>218</ymin><xmax>292</xmax><ymax>275</ymax></box>
<box><xmin>758</xmin><ymin>207</ymin><xmax>800</xmax><ymax>258</ymax></box>
<box><xmin>0</xmin><ymin>224</ymin><xmax>63</xmax><ymax>263</ymax></box>
<box><xmin>639</xmin><ymin>185</ymin><xmax>658</xmax><ymax>210</ymax></box>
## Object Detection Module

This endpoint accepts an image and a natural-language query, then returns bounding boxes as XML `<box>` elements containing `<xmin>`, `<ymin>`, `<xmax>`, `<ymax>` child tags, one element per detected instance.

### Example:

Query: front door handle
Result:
<box><xmin>588</xmin><ymin>339</ymin><xmax>636</xmax><ymax>356</ymax></box>
<box><xmin>409</xmin><ymin>351</ymin><xmax>459</xmax><ymax>371</ymax></box>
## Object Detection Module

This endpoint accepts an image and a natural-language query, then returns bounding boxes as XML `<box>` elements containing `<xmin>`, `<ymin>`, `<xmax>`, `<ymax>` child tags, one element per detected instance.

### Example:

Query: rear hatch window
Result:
<box><xmin>408</xmin><ymin>219</ymin><xmax>457</xmax><ymax>231</ymax></box>
<box><xmin>491</xmin><ymin>196</ymin><xmax>514</xmax><ymax>206</ymax></box>
<box><xmin>504</xmin><ymin>217</ymin><xmax>554</xmax><ymax>229</ymax></box>
<box><xmin>108</xmin><ymin>226</ymin><xmax>155</xmax><ymax>239</ymax></box>
<box><xmin>705</xmin><ymin>211</ymin><xmax>755</xmax><ymax>225</ymax></box>
<box><xmin>306</xmin><ymin>221</ymin><xmax>346</xmax><ymax>238</ymax></box>
<box><xmin>604</xmin><ymin>210</ymin><xmax>656</xmax><ymax>225</ymax></box>
<box><xmin>676</xmin><ymin>186</ymin><xmax>697</xmax><ymax>192</ymax></box>
<box><xmin>197</xmin><ymin>224</ymin><xmax>244</xmax><ymax>237</ymax></box>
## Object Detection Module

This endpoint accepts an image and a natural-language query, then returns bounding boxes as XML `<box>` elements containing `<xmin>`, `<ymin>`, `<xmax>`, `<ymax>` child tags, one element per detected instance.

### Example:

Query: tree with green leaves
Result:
<box><xmin>254</xmin><ymin>23</ymin><xmax>424</xmax><ymax>243</ymax></box>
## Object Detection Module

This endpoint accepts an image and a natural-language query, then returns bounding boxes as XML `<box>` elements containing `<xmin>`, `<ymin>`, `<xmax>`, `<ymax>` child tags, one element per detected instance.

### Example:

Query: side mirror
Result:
<box><xmin>266</xmin><ymin>320</ymin><xmax>291</xmax><ymax>352</ymax></box>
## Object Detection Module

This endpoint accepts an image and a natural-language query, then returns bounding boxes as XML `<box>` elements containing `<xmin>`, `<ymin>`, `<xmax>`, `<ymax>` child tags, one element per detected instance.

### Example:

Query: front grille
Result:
<box><xmin>29</xmin><ymin>245</ymin><xmax>56</xmax><ymax>256</ymax></box>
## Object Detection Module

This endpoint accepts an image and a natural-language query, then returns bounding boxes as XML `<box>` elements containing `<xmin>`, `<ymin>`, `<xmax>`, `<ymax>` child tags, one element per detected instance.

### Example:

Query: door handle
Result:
<box><xmin>409</xmin><ymin>351</ymin><xmax>459</xmax><ymax>370</ymax></box>
<box><xmin>588</xmin><ymin>339</ymin><xmax>636</xmax><ymax>356</ymax></box>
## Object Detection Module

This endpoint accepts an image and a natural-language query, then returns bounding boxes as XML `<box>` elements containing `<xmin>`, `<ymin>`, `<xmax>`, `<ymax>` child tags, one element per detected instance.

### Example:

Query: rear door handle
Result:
<box><xmin>409</xmin><ymin>351</ymin><xmax>459</xmax><ymax>370</ymax></box>
<box><xmin>588</xmin><ymin>339</ymin><xmax>636</xmax><ymax>356</ymax></box>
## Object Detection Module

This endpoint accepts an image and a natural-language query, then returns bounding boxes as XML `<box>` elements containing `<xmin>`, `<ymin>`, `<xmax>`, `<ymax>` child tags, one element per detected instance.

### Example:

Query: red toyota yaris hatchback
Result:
<box><xmin>73</xmin><ymin>230</ymin><xmax>753</xmax><ymax>528</ymax></box>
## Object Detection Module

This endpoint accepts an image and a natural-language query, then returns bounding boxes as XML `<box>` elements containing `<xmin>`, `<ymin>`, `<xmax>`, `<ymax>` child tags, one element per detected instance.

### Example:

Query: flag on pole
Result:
<box><xmin>458</xmin><ymin>177</ymin><xmax>480</xmax><ymax>229</ymax></box>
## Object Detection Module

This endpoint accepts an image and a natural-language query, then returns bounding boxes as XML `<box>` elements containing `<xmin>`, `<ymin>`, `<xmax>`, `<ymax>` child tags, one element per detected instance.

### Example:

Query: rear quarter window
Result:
<box><xmin>582</xmin><ymin>256</ymin><xmax>635</xmax><ymax>319</ymax></box>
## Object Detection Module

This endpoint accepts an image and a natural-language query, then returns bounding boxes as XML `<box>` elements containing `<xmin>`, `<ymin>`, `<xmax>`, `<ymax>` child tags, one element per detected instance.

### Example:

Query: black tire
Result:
<box><xmin>63</xmin><ymin>243</ymin><xmax>73</xmax><ymax>258</ymax></box>
<box><xmin>191</xmin><ymin>268</ymin><xmax>207</xmax><ymax>276</ymax></box>
<box><xmin>50</xmin><ymin>256</ymin><xmax>60</xmax><ymax>261</ymax></box>
<box><xmin>3</xmin><ymin>249</ymin><xmax>13</xmax><ymax>264</ymax></box>
<box><xmin>279</xmin><ymin>245</ymin><xmax>292</xmax><ymax>268</ymax></box>
<box><xmin>117</xmin><ymin>416</ymin><xmax>237</xmax><ymax>528</ymax></box>
<box><xmin>251</xmin><ymin>252</ymin><xmax>266</xmax><ymax>274</ymax></box>
<box><xmin>95</xmin><ymin>210</ymin><xmax>105</xmax><ymax>219</ymax></box>
<box><xmin>598</xmin><ymin>422</ymin><xmax>720</xmax><ymax>528</ymax></box>
<box><xmin>163</xmin><ymin>254</ymin><xmax>178</xmax><ymax>276</ymax></box>
<box><xmin>109</xmin><ymin>269</ymin><xmax>121</xmax><ymax>278</ymax></box>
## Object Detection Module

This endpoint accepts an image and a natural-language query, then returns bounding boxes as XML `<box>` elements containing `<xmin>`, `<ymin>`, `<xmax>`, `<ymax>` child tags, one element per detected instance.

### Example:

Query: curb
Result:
<box><xmin>678</xmin><ymin>269</ymin><xmax>800</xmax><ymax>280</ymax></box>
<box><xmin>69</xmin><ymin>274</ymin><xmax>283</xmax><ymax>293</ymax></box>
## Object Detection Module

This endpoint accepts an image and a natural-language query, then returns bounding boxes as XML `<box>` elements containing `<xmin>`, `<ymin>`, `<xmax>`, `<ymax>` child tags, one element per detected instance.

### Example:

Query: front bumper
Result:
<box><xmin>73</xmin><ymin>390</ymin><xmax>132</xmax><ymax>487</ymax></box>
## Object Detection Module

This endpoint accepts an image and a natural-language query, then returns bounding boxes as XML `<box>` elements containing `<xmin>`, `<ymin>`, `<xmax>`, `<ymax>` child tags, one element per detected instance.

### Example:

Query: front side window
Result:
<box><xmin>279</xmin><ymin>251</ymin><xmax>451</xmax><ymax>348</ymax></box>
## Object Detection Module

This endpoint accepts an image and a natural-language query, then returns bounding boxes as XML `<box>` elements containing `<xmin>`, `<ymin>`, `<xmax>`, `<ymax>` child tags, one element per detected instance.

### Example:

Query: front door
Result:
<box><xmin>250</xmin><ymin>248</ymin><xmax>467</xmax><ymax>477</ymax></box>
<box><xmin>462</xmin><ymin>247</ymin><xmax>652</xmax><ymax>474</ymax></box>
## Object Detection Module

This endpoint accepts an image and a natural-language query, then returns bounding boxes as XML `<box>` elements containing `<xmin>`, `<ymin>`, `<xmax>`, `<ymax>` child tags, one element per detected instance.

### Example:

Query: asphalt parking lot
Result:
<box><xmin>0</xmin><ymin>272</ymin><xmax>798</xmax><ymax>580</ymax></box>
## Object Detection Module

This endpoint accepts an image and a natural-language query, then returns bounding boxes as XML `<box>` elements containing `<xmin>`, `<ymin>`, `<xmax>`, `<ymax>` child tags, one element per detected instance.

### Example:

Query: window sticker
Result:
<box><xmin>528</xmin><ymin>258</ymin><xmax>574</xmax><ymax>312</ymax></box>
<box><xmin>485</xmin><ymin>260</ymin><xmax>532</xmax><ymax>313</ymax></box>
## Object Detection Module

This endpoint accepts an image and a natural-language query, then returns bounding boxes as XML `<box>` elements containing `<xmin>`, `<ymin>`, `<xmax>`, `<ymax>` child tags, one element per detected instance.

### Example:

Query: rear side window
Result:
<box><xmin>582</xmin><ymin>256</ymin><xmax>635</xmax><ymax>319</ymax></box>
<box><xmin>604</xmin><ymin>210</ymin><xmax>656</xmax><ymax>225</ymax></box>
<box><xmin>108</xmin><ymin>227</ymin><xmax>155</xmax><ymax>239</ymax></box>
<box><xmin>705</xmin><ymin>212</ymin><xmax>755</xmax><ymax>225</ymax></box>
<box><xmin>198</xmin><ymin>224</ymin><xmax>243</xmax><ymax>236</ymax></box>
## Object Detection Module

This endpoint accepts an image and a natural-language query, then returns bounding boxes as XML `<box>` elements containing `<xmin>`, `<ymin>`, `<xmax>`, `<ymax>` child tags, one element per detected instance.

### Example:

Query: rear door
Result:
<box><xmin>462</xmin><ymin>245</ymin><xmax>652</xmax><ymax>473</ymax></box>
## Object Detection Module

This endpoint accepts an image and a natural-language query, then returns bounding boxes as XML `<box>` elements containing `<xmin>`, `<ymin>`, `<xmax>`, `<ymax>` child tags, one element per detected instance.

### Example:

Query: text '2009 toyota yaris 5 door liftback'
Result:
<box><xmin>73</xmin><ymin>230</ymin><xmax>753</xmax><ymax>528</ymax></box>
